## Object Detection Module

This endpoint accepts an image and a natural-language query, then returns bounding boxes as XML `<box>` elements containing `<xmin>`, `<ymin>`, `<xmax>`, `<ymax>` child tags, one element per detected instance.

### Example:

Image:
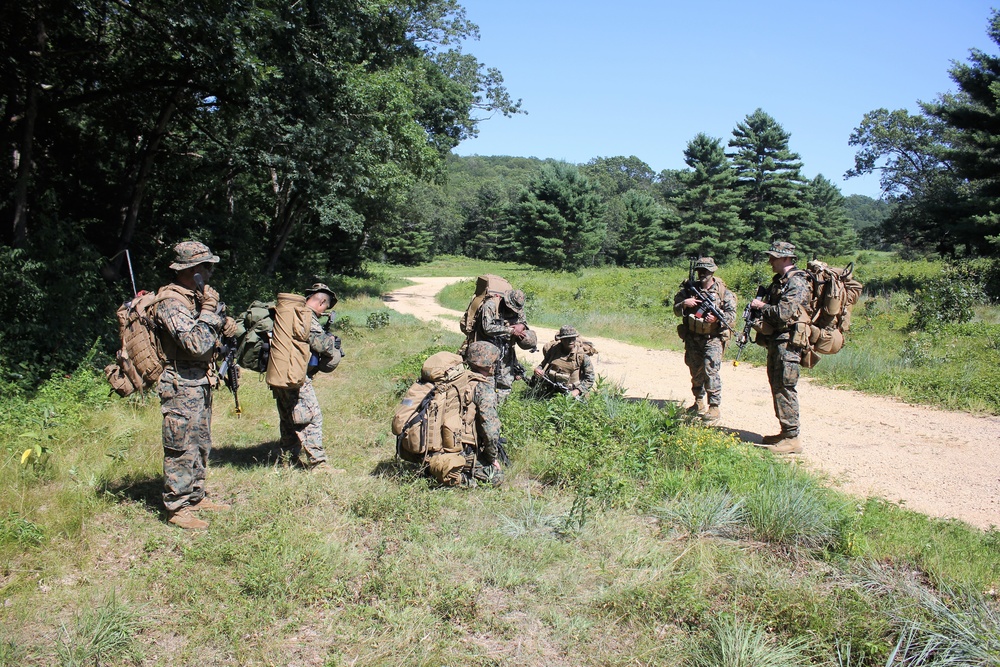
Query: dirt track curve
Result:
<box><xmin>383</xmin><ymin>277</ymin><xmax>1000</xmax><ymax>530</ymax></box>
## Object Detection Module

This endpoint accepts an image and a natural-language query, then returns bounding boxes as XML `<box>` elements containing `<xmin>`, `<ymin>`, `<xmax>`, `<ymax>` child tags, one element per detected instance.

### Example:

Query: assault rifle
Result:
<box><xmin>533</xmin><ymin>372</ymin><xmax>583</xmax><ymax>401</ymax></box>
<box><xmin>733</xmin><ymin>286</ymin><xmax>769</xmax><ymax>367</ymax></box>
<box><xmin>193</xmin><ymin>273</ymin><xmax>242</xmax><ymax>416</ymax></box>
<box><xmin>683</xmin><ymin>259</ymin><xmax>738</xmax><ymax>337</ymax></box>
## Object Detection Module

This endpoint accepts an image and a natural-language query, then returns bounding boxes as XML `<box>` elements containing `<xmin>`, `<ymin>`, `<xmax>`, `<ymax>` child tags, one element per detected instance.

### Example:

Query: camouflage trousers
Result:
<box><xmin>272</xmin><ymin>377</ymin><xmax>326</xmax><ymax>465</ymax></box>
<box><xmin>159</xmin><ymin>380</ymin><xmax>213</xmax><ymax>512</ymax></box>
<box><xmin>684</xmin><ymin>335</ymin><xmax>725</xmax><ymax>406</ymax></box>
<box><xmin>766</xmin><ymin>340</ymin><xmax>801</xmax><ymax>437</ymax></box>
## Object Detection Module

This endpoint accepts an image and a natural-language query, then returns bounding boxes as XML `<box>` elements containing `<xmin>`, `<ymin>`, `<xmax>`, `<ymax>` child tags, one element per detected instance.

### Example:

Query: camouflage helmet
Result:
<box><xmin>503</xmin><ymin>289</ymin><xmax>526</xmax><ymax>313</ymax></box>
<box><xmin>465</xmin><ymin>341</ymin><xmax>500</xmax><ymax>368</ymax></box>
<box><xmin>304</xmin><ymin>282</ymin><xmax>338</xmax><ymax>306</ymax></box>
<box><xmin>555</xmin><ymin>325</ymin><xmax>579</xmax><ymax>340</ymax></box>
<box><xmin>764</xmin><ymin>241</ymin><xmax>797</xmax><ymax>259</ymax></box>
<box><xmin>693</xmin><ymin>257</ymin><xmax>717</xmax><ymax>272</ymax></box>
<box><xmin>169</xmin><ymin>241</ymin><xmax>220</xmax><ymax>271</ymax></box>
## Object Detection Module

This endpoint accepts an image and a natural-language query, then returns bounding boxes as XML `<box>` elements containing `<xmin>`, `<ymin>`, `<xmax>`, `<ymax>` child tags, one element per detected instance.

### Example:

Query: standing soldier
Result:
<box><xmin>673</xmin><ymin>257</ymin><xmax>737</xmax><ymax>422</ymax></box>
<box><xmin>531</xmin><ymin>325</ymin><xmax>596</xmax><ymax>398</ymax></box>
<box><xmin>749</xmin><ymin>241</ymin><xmax>813</xmax><ymax>454</ymax></box>
<box><xmin>472</xmin><ymin>288</ymin><xmax>535</xmax><ymax>403</ymax></box>
<box><xmin>272</xmin><ymin>283</ymin><xmax>343</xmax><ymax>472</ymax></box>
<box><xmin>154</xmin><ymin>241</ymin><xmax>237</xmax><ymax>530</ymax></box>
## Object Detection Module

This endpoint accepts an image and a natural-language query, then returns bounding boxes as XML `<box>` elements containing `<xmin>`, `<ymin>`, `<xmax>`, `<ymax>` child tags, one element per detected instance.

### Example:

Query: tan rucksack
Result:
<box><xmin>103</xmin><ymin>291</ymin><xmax>164</xmax><ymax>397</ymax></box>
<box><xmin>800</xmin><ymin>261</ymin><xmax>864</xmax><ymax>365</ymax></box>
<box><xmin>265</xmin><ymin>293</ymin><xmax>312</xmax><ymax>389</ymax></box>
<box><xmin>392</xmin><ymin>351</ymin><xmax>477</xmax><ymax>464</ymax></box>
<box><xmin>459</xmin><ymin>274</ymin><xmax>513</xmax><ymax>336</ymax></box>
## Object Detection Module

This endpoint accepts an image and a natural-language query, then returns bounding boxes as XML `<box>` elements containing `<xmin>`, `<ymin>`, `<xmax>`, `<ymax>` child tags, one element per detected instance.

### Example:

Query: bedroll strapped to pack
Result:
<box><xmin>799</xmin><ymin>261</ymin><xmax>864</xmax><ymax>365</ymax></box>
<box><xmin>392</xmin><ymin>351</ymin><xmax>473</xmax><ymax>464</ymax></box>
<box><xmin>265</xmin><ymin>293</ymin><xmax>312</xmax><ymax>390</ymax></box>
<box><xmin>103</xmin><ymin>291</ymin><xmax>163</xmax><ymax>397</ymax></box>
<box><xmin>234</xmin><ymin>300</ymin><xmax>275</xmax><ymax>373</ymax></box>
<box><xmin>459</xmin><ymin>274</ymin><xmax>513</xmax><ymax>336</ymax></box>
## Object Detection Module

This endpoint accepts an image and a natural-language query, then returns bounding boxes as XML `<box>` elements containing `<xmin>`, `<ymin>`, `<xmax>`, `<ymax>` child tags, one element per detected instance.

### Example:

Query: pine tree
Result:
<box><xmin>673</xmin><ymin>133</ymin><xmax>748</xmax><ymax>261</ymax></box>
<box><xmin>803</xmin><ymin>175</ymin><xmax>857</xmax><ymax>257</ymax></box>
<box><xmin>513</xmin><ymin>163</ymin><xmax>605</xmax><ymax>271</ymax></box>
<box><xmin>616</xmin><ymin>190</ymin><xmax>673</xmax><ymax>267</ymax></box>
<box><xmin>727</xmin><ymin>109</ymin><xmax>812</xmax><ymax>254</ymax></box>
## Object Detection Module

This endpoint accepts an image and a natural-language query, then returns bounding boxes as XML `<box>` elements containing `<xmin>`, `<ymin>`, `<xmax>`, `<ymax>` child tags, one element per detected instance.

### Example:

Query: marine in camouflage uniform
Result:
<box><xmin>271</xmin><ymin>283</ymin><xmax>343</xmax><ymax>470</ymax></box>
<box><xmin>154</xmin><ymin>241</ymin><xmax>237</xmax><ymax>529</ymax></box>
<box><xmin>672</xmin><ymin>257</ymin><xmax>737</xmax><ymax>422</ymax></box>
<box><xmin>472</xmin><ymin>289</ymin><xmax>532</xmax><ymax>404</ymax></box>
<box><xmin>750</xmin><ymin>241</ymin><xmax>813</xmax><ymax>454</ymax></box>
<box><xmin>532</xmin><ymin>325</ymin><xmax>596</xmax><ymax>398</ymax></box>
<box><xmin>429</xmin><ymin>341</ymin><xmax>504</xmax><ymax>488</ymax></box>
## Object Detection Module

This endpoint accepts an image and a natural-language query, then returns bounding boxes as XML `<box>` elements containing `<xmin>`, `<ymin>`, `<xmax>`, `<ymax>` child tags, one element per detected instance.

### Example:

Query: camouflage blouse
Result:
<box><xmin>762</xmin><ymin>268</ymin><xmax>813</xmax><ymax>332</ymax></box>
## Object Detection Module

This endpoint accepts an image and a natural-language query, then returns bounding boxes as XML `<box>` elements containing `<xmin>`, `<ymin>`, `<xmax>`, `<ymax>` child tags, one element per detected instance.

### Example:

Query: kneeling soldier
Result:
<box><xmin>531</xmin><ymin>325</ymin><xmax>595</xmax><ymax>398</ymax></box>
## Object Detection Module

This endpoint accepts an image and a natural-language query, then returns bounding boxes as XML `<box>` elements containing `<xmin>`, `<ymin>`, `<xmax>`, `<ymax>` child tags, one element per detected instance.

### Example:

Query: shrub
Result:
<box><xmin>910</xmin><ymin>279</ymin><xmax>984</xmax><ymax>332</ymax></box>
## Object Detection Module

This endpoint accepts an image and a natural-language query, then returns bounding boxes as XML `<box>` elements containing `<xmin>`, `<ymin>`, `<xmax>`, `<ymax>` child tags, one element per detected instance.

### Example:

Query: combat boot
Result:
<box><xmin>168</xmin><ymin>508</ymin><xmax>208</xmax><ymax>530</ymax></box>
<box><xmin>687</xmin><ymin>398</ymin><xmax>706</xmax><ymax>414</ymax></box>
<box><xmin>191</xmin><ymin>496</ymin><xmax>230</xmax><ymax>512</ymax></box>
<box><xmin>703</xmin><ymin>406</ymin><xmax>721</xmax><ymax>423</ymax></box>
<box><xmin>761</xmin><ymin>432</ymin><xmax>789</xmax><ymax>445</ymax></box>
<box><xmin>766</xmin><ymin>438</ymin><xmax>802</xmax><ymax>455</ymax></box>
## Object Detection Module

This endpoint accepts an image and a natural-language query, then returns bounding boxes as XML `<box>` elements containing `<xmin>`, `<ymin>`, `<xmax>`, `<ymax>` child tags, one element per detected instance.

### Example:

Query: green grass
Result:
<box><xmin>1</xmin><ymin>293</ymin><xmax>999</xmax><ymax>665</ymax></box>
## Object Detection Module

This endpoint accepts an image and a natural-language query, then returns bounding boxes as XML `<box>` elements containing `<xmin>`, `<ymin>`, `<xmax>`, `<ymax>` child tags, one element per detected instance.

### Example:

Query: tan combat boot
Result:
<box><xmin>766</xmin><ymin>438</ymin><xmax>802</xmax><ymax>455</ymax></box>
<box><xmin>687</xmin><ymin>398</ymin><xmax>706</xmax><ymax>414</ymax></box>
<box><xmin>190</xmin><ymin>496</ymin><xmax>230</xmax><ymax>512</ymax></box>
<box><xmin>168</xmin><ymin>508</ymin><xmax>209</xmax><ymax>530</ymax></box>
<box><xmin>703</xmin><ymin>406</ymin><xmax>721</xmax><ymax>423</ymax></box>
<box><xmin>760</xmin><ymin>432</ymin><xmax>788</xmax><ymax>445</ymax></box>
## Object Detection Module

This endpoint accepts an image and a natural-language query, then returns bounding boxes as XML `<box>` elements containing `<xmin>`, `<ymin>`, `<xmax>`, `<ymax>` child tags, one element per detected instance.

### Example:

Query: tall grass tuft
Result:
<box><xmin>54</xmin><ymin>590</ymin><xmax>142</xmax><ymax>667</ymax></box>
<box><xmin>691</xmin><ymin>616</ymin><xmax>810</xmax><ymax>667</ymax></box>
<box><xmin>743</xmin><ymin>468</ymin><xmax>846</xmax><ymax>550</ymax></box>
<box><xmin>890</xmin><ymin>586</ymin><xmax>1000</xmax><ymax>665</ymax></box>
<box><xmin>654</xmin><ymin>488</ymin><xmax>744</xmax><ymax>538</ymax></box>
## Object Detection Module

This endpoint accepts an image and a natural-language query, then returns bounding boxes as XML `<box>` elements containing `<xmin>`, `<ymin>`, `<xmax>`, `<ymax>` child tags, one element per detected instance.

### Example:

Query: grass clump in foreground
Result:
<box><xmin>0</xmin><ymin>299</ymin><xmax>998</xmax><ymax>665</ymax></box>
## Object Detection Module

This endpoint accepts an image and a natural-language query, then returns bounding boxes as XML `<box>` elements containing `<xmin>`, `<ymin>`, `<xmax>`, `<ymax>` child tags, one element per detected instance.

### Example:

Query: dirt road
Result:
<box><xmin>383</xmin><ymin>277</ymin><xmax>1000</xmax><ymax>530</ymax></box>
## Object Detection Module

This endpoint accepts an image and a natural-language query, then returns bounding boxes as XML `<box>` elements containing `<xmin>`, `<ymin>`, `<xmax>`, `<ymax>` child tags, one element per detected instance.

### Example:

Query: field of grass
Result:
<box><xmin>2</xmin><ymin>294</ymin><xmax>999</xmax><ymax>666</ymax></box>
<box><xmin>430</xmin><ymin>254</ymin><xmax>1000</xmax><ymax>414</ymax></box>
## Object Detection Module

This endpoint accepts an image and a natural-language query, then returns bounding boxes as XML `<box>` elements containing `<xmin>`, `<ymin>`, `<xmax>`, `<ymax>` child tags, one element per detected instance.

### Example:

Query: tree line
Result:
<box><xmin>384</xmin><ymin>110</ymin><xmax>865</xmax><ymax>271</ymax></box>
<box><xmin>1</xmin><ymin>0</ymin><xmax>520</xmax><ymax>384</ymax></box>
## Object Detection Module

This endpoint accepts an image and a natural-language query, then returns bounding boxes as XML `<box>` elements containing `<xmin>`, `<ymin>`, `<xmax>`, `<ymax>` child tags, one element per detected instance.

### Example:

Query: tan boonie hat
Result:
<box><xmin>169</xmin><ymin>241</ymin><xmax>220</xmax><ymax>271</ymax></box>
<box><xmin>503</xmin><ymin>289</ymin><xmax>526</xmax><ymax>313</ymax></box>
<box><xmin>764</xmin><ymin>241</ymin><xmax>797</xmax><ymax>259</ymax></box>
<box><xmin>694</xmin><ymin>257</ymin><xmax>717</xmax><ymax>272</ymax></box>
<box><xmin>304</xmin><ymin>282</ymin><xmax>338</xmax><ymax>306</ymax></box>
<box><xmin>555</xmin><ymin>325</ymin><xmax>579</xmax><ymax>339</ymax></box>
<box><xmin>465</xmin><ymin>341</ymin><xmax>500</xmax><ymax>367</ymax></box>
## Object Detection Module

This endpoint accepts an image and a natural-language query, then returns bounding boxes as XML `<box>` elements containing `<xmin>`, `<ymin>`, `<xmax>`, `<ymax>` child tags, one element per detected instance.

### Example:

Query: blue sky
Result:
<box><xmin>453</xmin><ymin>1</ymin><xmax>998</xmax><ymax>198</ymax></box>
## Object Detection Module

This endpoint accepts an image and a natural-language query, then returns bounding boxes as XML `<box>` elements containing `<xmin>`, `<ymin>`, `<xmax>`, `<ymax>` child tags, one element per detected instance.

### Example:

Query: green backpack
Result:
<box><xmin>234</xmin><ymin>300</ymin><xmax>276</xmax><ymax>373</ymax></box>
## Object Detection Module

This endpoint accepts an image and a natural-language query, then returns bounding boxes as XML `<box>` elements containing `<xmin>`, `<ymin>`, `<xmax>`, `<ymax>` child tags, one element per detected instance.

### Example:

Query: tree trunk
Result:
<box><xmin>111</xmin><ymin>85</ymin><xmax>184</xmax><ymax>272</ymax></box>
<box><xmin>9</xmin><ymin>17</ymin><xmax>47</xmax><ymax>248</ymax></box>
<box><xmin>264</xmin><ymin>191</ymin><xmax>303</xmax><ymax>276</ymax></box>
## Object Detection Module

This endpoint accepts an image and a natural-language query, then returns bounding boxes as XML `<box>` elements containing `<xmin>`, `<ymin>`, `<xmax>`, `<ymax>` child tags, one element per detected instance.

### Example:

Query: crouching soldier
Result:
<box><xmin>426</xmin><ymin>341</ymin><xmax>505</xmax><ymax>488</ymax></box>
<box><xmin>531</xmin><ymin>325</ymin><xmax>595</xmax><ymax>398</ymax></box>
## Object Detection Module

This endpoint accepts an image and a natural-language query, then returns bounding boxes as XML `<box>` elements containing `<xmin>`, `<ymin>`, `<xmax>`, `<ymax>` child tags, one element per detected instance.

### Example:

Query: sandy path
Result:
<box><xmin>383</xmin><ymin>277</ymin><xmax>1000</xmax><ymax>530</ymax></box>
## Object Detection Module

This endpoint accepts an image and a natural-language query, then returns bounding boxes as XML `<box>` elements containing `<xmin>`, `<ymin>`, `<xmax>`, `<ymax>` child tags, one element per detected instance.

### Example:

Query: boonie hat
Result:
<box><xmin>503</xmin><ymin>289</ymin><xmax>526</xmax><ymax>313</ymax></box>
<box><xmin>304</xmin><ymin>282</ymin><xmax>338</xmax><ymax>306</ymax></box>
<box><xmin>555</xmin><ymin>325</ymin><xmax>579</xmax><ymax>339</ymax></box>
<box><xmin>169</xmin><ymin>241</ymin><xmax>220</xmax><ymax>271</ymax></box>
<box><xmin>693</xmin><ymin>257</ymin><xmax>717</xmax><ymax>272</ymax></box>
<box><xmin>465</xmin><ymin>341</ymin><xmax>500</xmax><ymax>368</ymax></box>
<box><xmin>764</xmin><ymin>241</ymin><xmax>797</xmax><ymax>259</ymax></box>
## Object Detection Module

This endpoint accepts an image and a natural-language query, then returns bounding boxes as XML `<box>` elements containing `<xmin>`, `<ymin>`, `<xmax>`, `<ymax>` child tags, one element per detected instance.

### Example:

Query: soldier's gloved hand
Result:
<box><xmin>510</xmin><ymin>322</ymin><xmax>526</xmax><ymax>340</ymax></box>
<box><xmin>222</xmin><ymin>316</ymin><xmax>238</xmax><ymax>337</ymax></box>
<box><xmin>200</xmin><ymin>286</ymin><xmax>220</xmax><ymax>313</ymax></box>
